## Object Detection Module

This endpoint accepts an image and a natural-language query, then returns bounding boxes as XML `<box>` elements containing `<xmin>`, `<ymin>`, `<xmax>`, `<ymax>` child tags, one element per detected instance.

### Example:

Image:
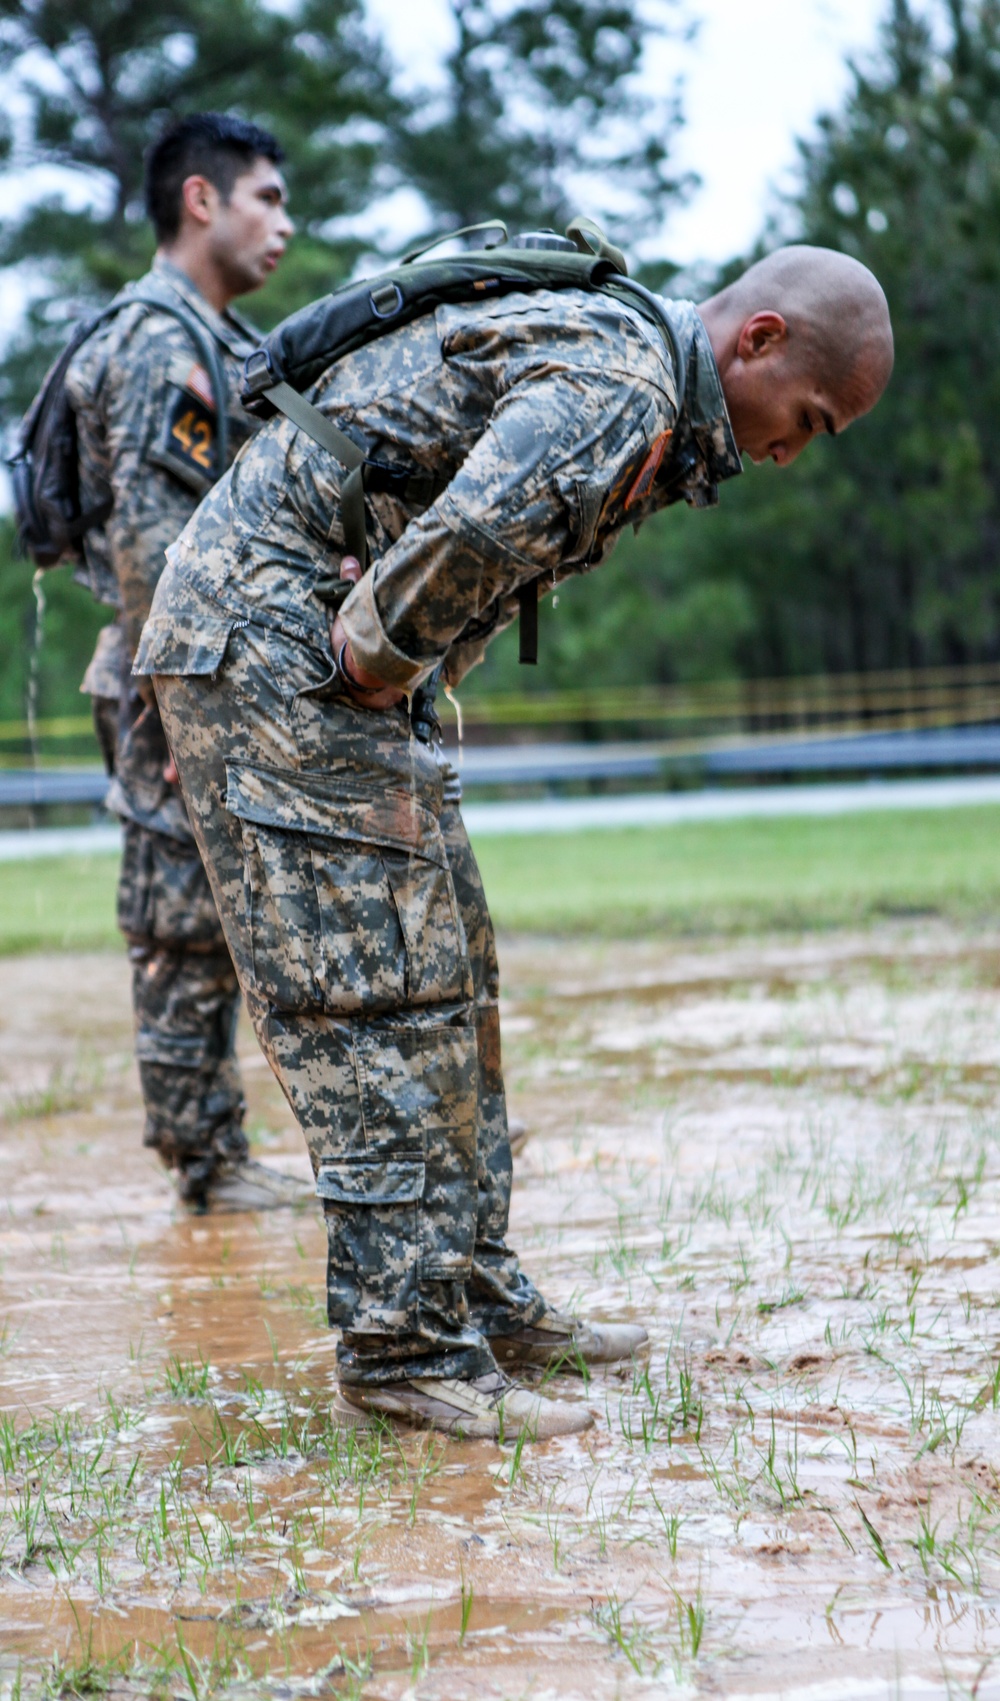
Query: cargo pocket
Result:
<box><xmin>316</xmin><ymin>1154</ymin><xmax>425</xmax><ymax>1212</ymax></box>
<box><xmin>239</xmin><ymin>819</ymin><xmax>328</xmax><ymax>1012</ymax></box>
<box><xmin>148</xmin><ymin>836</ymin><xmax>225</xmax><ymax>949</ymax></box>
<box><xmin>372</xmin><ymin>848</ymin><xmax>468</xmax><ymax>1006</ymax></box>
<box><xmin>318</xmin><ymin>1155</ymin><xmax>425</xmax><ymax>1328</ymax></box>
<box><xmin>310</xmin><ymin>843</ymin><xmax>411</xmax><ymax>1013</ymax></box>
<box><xmin>354</xmin><ymin>1019</ymin><xmax>478</xmax><ymax>1282</ymax></box>
<box><xmin>228</xmin><ymin>762</ymin><xmax>471</xmax><ymax>1017</ymax></box>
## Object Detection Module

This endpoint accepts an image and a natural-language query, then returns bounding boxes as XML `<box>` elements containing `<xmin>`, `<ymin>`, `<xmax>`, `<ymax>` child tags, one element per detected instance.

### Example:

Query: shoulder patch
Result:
<box><xmin>148</xmin><ymin>385</ymin><xmax>218</xmax><ymax>491</ymax></box>
<box><xmin>183</xmin><ymin>362</ymin><xmax>215</xmax><ymax>410</ymax></box>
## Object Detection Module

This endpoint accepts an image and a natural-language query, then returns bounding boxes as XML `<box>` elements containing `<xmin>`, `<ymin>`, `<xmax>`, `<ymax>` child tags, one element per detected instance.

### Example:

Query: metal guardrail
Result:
<box><xmin>0</xmin><ymin>769</ymin><xmax>110</xmax><ymax>807</ymax></box>
<box><xmin>8</xmin><ymin>723</ymin><xmax>1000</xmax><ymax>810</ymax></box>
<box><xmin>705</xmin><ymin>725</ymin><xmax>1000</xmax><ymax>774</ymax></box>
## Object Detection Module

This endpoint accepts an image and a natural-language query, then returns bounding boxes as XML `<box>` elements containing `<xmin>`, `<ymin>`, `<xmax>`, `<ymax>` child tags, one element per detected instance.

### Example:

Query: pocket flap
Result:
<box><xmin>315</xmin><ymin>1156</ymin><xmax>425</xmax><ymax>1205</ymax></box>
<box><xmin>134</xmin><ymin>612</ymin><xmax>235</xmax><ymax>678</ymax></box>
<box><xmin>226</xmin><ymin>762</ymin><xmax>447</xmax><ymax>867</ymax></box>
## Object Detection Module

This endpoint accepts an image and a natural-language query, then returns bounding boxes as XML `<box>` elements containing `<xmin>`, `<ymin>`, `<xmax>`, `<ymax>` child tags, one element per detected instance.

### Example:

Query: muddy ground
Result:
<box><xmin>4</xmin><ymin>923</ymin><xmax>1000</xmax><ymax>1698</ymax></box>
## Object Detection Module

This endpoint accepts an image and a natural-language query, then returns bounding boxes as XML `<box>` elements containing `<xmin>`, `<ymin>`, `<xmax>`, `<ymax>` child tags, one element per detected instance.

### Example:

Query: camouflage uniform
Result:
<box><xmin>137</xmin><ymin>287</ymin><xmax>741</xmax><ymax>1381</ymax></box>
<box><xmin>68</xmin><ymin>259</ymin><xmax>260</xmax><ymax>1198</ymax></box>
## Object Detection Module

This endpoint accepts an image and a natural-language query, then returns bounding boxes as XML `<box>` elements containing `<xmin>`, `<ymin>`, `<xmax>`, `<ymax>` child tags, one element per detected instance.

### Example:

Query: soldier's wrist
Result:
<box><xmin>337</xmin><ymin>640</ymin><xmax>386</xmax><ymax>695</ymax></box>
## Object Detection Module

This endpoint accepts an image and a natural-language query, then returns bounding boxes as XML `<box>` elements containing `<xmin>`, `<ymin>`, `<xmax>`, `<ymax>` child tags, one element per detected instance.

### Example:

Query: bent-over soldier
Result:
<box><xmin>138</xmin><ymin>244</ymin><xmax>893</xmax><ymax>1435</ymax></box>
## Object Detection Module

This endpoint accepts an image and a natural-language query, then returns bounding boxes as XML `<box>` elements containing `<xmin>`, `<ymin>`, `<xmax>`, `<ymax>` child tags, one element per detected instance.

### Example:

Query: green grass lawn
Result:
<box><xmin>2</xmin><ymin>805</ymin><xmax>999</xmax><ymax>954</ymax></box>
<box><xmin>0</xmin><ymin>852</ymin><xmax>122</xmax><ymax>953</ymax></box>
<box><xmin>474</xmin><ymin>805</ymin><xmax>1000</xmax><ymax>934</ymax></box>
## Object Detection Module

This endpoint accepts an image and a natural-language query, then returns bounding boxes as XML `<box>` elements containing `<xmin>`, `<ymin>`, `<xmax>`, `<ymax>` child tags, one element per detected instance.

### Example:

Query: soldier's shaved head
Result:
<box><xmin>698</xmin><ymin>244</ymin><xmax>893</xmax><ymax>467</ymax></box>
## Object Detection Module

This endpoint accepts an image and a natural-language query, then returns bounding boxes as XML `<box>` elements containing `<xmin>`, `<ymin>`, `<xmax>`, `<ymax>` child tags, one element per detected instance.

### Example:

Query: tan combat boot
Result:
<box><xmin>338</xmin><ymin>1369</ymin><xmax>593</xmax><ymax>1440</ymax></box>
<box><xmin>491</xmin><ymin>1308</ymin><xmax>649</xmax><ymax>1371</ymax></box>
<box><xmin>189</xmin><ymin>1158</ymin><xmax>315</xmax><ymax>1213</ymax></box>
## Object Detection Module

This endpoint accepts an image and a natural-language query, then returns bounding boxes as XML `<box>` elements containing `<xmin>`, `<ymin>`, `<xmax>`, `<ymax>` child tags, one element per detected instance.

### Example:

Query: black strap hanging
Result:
<box><xmin>518</xmin><ymin>580</ymin><xmax>539</xmax><ymax>665</ymax></box>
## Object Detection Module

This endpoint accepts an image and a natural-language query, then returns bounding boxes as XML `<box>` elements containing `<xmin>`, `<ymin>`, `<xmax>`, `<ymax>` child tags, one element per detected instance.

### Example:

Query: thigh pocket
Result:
<box><xmin>238</xmin><ymin>818</ymin><xmax>330</xmax><ymax>1012</ymax></box>
<box><xmin>230</xmin><ymin>764</ymin><xmax>471</xmax><ymax>1016</ymax></box>
<box><xmin>118</xmin><ymin>825</ymin><xmax>225</xmax><ymax>949</ymax></box>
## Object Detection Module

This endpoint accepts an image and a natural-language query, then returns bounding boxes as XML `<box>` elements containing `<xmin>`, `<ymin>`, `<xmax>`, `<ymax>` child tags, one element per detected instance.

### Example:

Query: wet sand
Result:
<box><xmin>3</xmin><ymin>923</ymin><xmax>1000</xmax><ymax>1697</ymax></box>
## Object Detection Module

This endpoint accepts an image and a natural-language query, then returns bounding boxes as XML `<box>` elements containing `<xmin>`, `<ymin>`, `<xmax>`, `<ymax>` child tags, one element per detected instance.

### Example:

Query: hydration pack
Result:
<box><xmin>9</xmin><ymin>283</ymin><xmax>229</xmax><ymax>569</ymax></box>
<box><xmin>240</xmin><ymin>218</ymin><xmax>684</xmax><ymax>662</ymax></box>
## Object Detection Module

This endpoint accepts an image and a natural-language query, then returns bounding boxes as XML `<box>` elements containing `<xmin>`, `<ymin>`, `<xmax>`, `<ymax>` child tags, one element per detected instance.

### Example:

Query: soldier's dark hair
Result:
<box><xmin>145</xmin><ymin>113</ymin><xmax>284</xmax><ymax>243</ymax></box>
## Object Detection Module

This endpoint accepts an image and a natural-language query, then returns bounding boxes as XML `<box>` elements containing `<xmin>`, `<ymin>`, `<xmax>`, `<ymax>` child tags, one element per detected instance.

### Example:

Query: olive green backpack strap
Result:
<box><xmin>257</xmin><ymin>377</ymin><xmax>369</xmax><ymax>568</ymax></box>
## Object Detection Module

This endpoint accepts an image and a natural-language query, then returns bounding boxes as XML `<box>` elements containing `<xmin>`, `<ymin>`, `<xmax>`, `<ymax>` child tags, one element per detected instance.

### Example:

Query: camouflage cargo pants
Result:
<box><xmin>156</xmin><ymin>621</ymin><xmax>546</xmax><ymax>1384</ymax></box>
<box><xmin>99</xmin><ymin>688</ymin><xmax>248</xmax><ymax>1197</ymax></box>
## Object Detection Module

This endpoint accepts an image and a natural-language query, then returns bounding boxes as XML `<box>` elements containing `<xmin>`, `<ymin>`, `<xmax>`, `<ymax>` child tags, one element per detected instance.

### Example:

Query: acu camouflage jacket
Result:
<box><xmin>67</xmin><ymin>257</ymin><xmax>260</xmax><ymax>667</ymax></box>
<box><xmin>136</xmin><ymin>288</ymin><xmax>742</xmax><ymax>690</ymax></box>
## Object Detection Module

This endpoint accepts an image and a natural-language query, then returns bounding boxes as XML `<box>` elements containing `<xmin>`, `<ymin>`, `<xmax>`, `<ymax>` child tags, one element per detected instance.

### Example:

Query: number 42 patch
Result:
<box><xmin>150</xmin><ymin>362</ymin><xmax>219</xmax><ymax>491</ymax></box>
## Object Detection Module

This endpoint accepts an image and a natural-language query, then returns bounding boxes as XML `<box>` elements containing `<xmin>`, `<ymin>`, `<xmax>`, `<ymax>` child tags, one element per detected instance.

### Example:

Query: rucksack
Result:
<box><xmin>240</xmin><ymin>218</ymin><xmax>685</xmax><ymax>662</ymax></box>
<box><xmin>9</xmin><ymin>282</ymin><xmax>229</xmax><ymax>569</ymax></box>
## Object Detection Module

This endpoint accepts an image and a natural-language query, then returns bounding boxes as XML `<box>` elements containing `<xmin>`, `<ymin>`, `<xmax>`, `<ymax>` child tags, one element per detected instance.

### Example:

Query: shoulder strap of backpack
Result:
<box><xmin>13</xmin><ymin>284</ymin><xmax>230</xmax><ymax>479</ymax></box>
<box><xmin>125</xmin><ymin>286</ymin><xmax>230</xmax><ymax>475</ymax></box>
<box><xmin>246</xmin><ymin>268</ymin><xmax>688</xmax><ymax>578</ymax></box>
<box><xmin>256</xmin><ymin>376</ymin><xmax>368</xmax><ymax>567</ymax></box>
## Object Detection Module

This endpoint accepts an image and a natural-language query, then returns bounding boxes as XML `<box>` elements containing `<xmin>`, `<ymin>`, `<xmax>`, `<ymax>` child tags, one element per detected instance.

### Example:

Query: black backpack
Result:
<box><xmin>9</xmin><ymin>282</ymin><xmax>229</xmax><ymax>569</ymax></box>
<box><xmin>240</xmin><ymin>218</ymin><xmax>684</xmax><ymax>662</ymax></box>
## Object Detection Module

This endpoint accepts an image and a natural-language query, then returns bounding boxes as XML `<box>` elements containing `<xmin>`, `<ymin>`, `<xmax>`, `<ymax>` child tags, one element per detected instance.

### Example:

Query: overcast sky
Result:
<box><xmin>366</xmin><ymin>0</ymin><xmax>889</xmax><ymax>265</ymax></box>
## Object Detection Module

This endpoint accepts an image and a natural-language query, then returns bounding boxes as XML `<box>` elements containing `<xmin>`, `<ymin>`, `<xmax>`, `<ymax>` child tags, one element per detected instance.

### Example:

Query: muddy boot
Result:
<box><xmin>508</xmin><ymin>1117</ymin><xmax>530</xmax><ymax>1156</ymax></box>
<box><xmin>491</xmin><ymin>1308</ymin><xmax>649</xmax><ymax>1371</ymax></box>
<box><xmin>181</xmin><ymin>1158</ymin><xmax>314</xmax><ymax>1214</ymax></box>
<box><xmin>338</xmin><ymin>1369</ymin><xmax>593</xmax><ymax>1440</ymax></box>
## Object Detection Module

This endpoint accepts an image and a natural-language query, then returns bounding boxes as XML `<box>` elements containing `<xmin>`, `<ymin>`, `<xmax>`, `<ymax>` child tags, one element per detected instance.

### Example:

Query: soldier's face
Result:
<box><xmin>207</xmin><ymin>158</ymin><xmax>294</xmax><ymax>296</ymax></box>
<box><xmin>720</xmin><ymin>311</ymin><xmax>871</xmax><ymax>467</ymax></box>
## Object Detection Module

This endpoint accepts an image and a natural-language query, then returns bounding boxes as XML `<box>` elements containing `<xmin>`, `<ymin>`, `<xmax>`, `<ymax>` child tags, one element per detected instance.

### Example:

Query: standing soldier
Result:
<box><xmin>139</xmin><ymin>242</ymin><xmax>892</xmax><ymax>1435</ymax></box>
<box><xmin>68</xmin><ymin>113</ymin><xmax>307</xmax><ymax>1212</ymax></box>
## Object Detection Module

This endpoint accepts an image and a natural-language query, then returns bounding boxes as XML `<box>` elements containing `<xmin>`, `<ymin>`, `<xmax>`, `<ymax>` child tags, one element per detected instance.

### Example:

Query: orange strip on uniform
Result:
<box><xmin>624</xmin><ymin>429</ymin><xmax>673</xmax><ymax>511</ymax></box>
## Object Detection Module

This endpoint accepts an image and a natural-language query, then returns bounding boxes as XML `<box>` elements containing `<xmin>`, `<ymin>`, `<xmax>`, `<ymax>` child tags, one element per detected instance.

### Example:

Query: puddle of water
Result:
<box><xmin>5</xmin><ymin>928</ymin><xmax>1000</xmax><ymax>1695</ymax></box>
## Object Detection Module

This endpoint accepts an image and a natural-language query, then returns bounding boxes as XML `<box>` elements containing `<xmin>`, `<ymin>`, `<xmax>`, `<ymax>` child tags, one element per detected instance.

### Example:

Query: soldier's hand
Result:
<box><xmin>330</xmin><ymin>555</ymin><xmax>405</xmax><ymax>710</ymax></box>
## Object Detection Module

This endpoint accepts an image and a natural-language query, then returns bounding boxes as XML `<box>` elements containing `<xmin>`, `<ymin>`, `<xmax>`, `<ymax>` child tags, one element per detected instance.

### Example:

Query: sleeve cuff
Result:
<box><xmin>339</xmin><ymin>571</ymin><xmax>436</xmax><ymax>690</ymax></box>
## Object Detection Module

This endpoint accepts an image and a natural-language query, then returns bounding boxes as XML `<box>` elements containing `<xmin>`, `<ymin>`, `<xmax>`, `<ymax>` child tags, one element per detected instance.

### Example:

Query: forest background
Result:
<box><xmin>0</xmin><ymin>0</ymin><xmax>995</xmax><ymax>728</ymax></box>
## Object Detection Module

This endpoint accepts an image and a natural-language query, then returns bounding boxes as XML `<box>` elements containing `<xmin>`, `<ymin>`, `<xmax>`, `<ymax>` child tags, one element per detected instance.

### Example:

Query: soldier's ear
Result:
<box><xmin>180</xmin><ymin>174</ymin><xmax>219</xmax><ymax>231</ymax></box>
<box><xmin>736</xmin><ymin>312</ymin><xmax>788</xmax><ymax>362</ymax></box>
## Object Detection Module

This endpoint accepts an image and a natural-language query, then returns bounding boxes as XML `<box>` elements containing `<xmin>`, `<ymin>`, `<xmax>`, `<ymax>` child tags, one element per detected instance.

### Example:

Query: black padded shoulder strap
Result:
<box><xmin>241</xmin><ymin>241</ymin><xmax>688</xmax><ymax>625</ymax></box>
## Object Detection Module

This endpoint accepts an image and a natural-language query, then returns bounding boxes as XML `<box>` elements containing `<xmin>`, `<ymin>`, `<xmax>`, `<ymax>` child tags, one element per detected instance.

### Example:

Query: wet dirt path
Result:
<box><xmin>4</xmin><ymin>923</ymin><xmax>1000</xmax><ymax>1697</ymax></box>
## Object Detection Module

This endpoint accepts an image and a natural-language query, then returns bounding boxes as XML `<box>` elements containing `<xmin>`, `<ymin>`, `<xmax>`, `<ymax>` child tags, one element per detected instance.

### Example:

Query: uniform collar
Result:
<box><xmin>656</xmin><ymin>298</ymin><xmax>742</xmax><ymax>507</ymax></box>
<box><xmin>144</xmin><ymin>256</ymin><xmax>260</xmax><ymax>356</ymax></box>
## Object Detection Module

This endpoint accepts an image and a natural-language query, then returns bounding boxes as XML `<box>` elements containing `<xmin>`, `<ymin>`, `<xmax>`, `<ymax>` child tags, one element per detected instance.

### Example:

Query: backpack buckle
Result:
<box><xmin>242</xmin><ymin>347</ymin><xmax>276</xmax><ymax>402</ymax></box>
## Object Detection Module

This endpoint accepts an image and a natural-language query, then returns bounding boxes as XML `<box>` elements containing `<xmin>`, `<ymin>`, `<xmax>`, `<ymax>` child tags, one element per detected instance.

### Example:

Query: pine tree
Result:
<box><xmin>468</xmin><ymin>0</ymin><xmax>1000</xmax><ymax>690</ymax></box>
<box><xmin>395</xmin><ymin>0</ymin><xmax>690</xmax><ymax>254</ymax></box>
<box><xmin>783</xmin><ymin>0</ymin><xmax>1000</xmax><ymax>670</ymax></box>
<box><xmin>0</xmin><ymin>0</ymin><xmax>400</xmax><ymax>415</ymax></box>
